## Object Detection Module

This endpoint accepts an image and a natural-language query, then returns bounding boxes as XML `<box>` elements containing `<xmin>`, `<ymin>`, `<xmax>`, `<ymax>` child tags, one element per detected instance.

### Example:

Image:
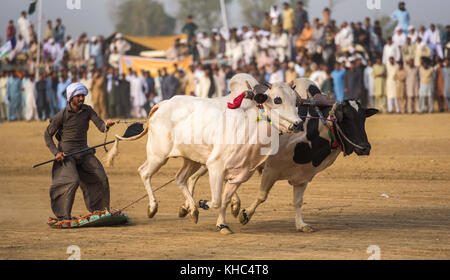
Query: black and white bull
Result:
<box><xmin>180</xmin><ymin>78</ymin><xmax>378</xmax><ymax>232</ymax></box>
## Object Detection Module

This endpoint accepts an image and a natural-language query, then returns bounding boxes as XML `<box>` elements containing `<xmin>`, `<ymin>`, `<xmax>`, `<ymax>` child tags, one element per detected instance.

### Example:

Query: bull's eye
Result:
<box><xmin>274</xmin><ymin>97</ymin><xmax>282</xmax><ymax>104</ymax></box>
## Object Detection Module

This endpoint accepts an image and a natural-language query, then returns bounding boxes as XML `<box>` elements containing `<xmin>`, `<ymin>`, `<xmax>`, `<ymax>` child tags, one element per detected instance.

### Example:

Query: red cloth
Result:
<box><xmin>227</xmin><ymin>92</ymin><xmax>246</xmax><ymax>109</ymax></box>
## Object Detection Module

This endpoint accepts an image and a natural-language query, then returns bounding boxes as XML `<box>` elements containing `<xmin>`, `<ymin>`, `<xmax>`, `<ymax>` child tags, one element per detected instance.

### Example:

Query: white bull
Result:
<box><xmin>105</xmin><ymin>73</ymin><xmax>302</xmax><ymax>234</ymax></box>
<box><xmin>180</xmin><ymin>78</ymin><xmax>378</xmax><ymax>232</ymax></box>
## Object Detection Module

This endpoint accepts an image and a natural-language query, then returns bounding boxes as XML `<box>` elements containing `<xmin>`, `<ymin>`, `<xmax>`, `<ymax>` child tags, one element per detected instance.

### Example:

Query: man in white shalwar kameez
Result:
<box><xmin>129</xmin><ymin>72</ymin><xmax>148</xmax><ymax>118</ymax></box>
<box><xmin>386</xmin><ymin>57</ymin><xmax>399</xmax><ymax>113</ymax></box>
<box><xmin>17</xmin><ymin>11</ymin><xmax>32</xmax><ymax>45</ymax></box>
<box><xmin>392</xmin><ymin>27</ymin><xmax>407</xmax><ymax>48</ymax></box>
<box><xmin>24</xmin><ymin>75</ymin><xmax>39</xmax><ymax>121</ymax></box>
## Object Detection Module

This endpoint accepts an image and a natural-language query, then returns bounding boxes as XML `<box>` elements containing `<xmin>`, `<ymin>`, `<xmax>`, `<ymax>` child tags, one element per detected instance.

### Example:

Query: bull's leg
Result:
<box><xmin>204</xmin><ymin>167</ymin><xmax>225</xmax><ymax>209</ymax></box>
<box><xmin>175</xmin><ymin>159</ymin><xmax>201</xmax><ymax>223</ymax></box>
<box><xmin>239</xmin><ymin>169</ymin><xmax>278</xmax><ymax>225</ymax></box>
<box><xmin>138</xmin><ymin>158</ymin><xmax>167</xmax><ymax>219</ymax></box>
<box><xmin>292</xmin><ymin>182</ymin><xmax>314</xmax><ymax>232</ymax></box>
<box><xmin>216</xmin><ymin>182</ymin><xmax>241</xmax><ymax>235</ymax></box>
<box><xmin>230</xmin><ymin>192</ymin><xmax>241</xmax><ymax>218</ymax></box>
<box><xmin>179</xmin><ymin>165</ymin><xmax>208</xmax><ymax>218</ymax></box>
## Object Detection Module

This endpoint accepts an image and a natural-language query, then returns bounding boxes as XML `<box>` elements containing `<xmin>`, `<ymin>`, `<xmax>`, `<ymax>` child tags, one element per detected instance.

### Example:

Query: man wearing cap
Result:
<box><xmin>44</xmin><ymin>82</ymin><xmax>115</xmax><ymax>220</ymax></box>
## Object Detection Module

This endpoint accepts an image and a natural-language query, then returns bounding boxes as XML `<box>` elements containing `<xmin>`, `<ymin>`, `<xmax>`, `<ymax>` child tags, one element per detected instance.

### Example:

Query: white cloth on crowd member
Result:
<box><xmin>269</xmin><ymin>69</ymin><xmax>284</xmax><ymax>83</ymax></box>
<box><xmin>382</xmin><ymin>43</ymin><xmax>401</xmax><ymax>65</ymax></box>
<box><xmin>408</xmin><ymin>26</ymin><xmax>418</xmax><ymax>43</ymax></box>
<box><xmin>335</xmin><ymin>26</ymin><xmax>354</xmax><ymax>49</ymax></box>
<box><xmin>392</xmin><ymin>28</ymin><xmax>407</xmax><ymax>47</ymax></box>
<box><xmin>309</xmin><ymin>70</ymin><xmax>327</xmax><ymax>88</ymax></box>
<box><xmin>66</xmin><ymin>82</ymin><xmax>89</xmax><ymax>101</ymax></box>
<box><xmin>270</xmin><ymin>6</ymin><xmax>280</xmax><ymax>25</ymax></box>
<box><xmin>24</xmin><ymin>78</ymin><xmax>39</xmax><ymax>121</ymax></box>
<box><xmin>424</xmin><ymin>28</ymin><xmax>443</xmax><ymax>58</ymax></box>
<box><xmin>17</xmin><ymin>15</ymin><xmax>31</xmax><ymax>44</ymax></box>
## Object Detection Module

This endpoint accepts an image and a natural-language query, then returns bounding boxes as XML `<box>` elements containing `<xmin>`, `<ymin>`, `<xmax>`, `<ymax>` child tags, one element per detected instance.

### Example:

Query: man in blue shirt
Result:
<box><xmin>331</xmin><ymin>61</ymin><xmax>346</xmax><ymax>102</ymax></box>
<box><xmin>391</xmin><ymin>2</ymin><xmax>410</xmax><ymax>34</ymax></box>
<box><xmin>57</xmin><ymin>69</ymin><xmax>72</xmax><ymax>111</ymax></box>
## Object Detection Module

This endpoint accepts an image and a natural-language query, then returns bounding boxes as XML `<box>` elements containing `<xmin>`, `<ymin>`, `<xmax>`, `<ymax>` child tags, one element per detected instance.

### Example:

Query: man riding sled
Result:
<box><xmin>44</xmin><ymin>82</ymin><xmax>121</xmax><ymax>227</ymax></box>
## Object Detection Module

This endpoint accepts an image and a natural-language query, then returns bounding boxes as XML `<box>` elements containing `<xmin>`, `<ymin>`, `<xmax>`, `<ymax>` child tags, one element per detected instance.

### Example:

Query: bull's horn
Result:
<box><xmin>245</xmin><ymin>81</ymin><xmax>252</xmax><ymax>90</ymax></box>
<box><xmin>265</xmin><ymin>82</ymin><xmax>272</xmax><ymax>89</ymax></box>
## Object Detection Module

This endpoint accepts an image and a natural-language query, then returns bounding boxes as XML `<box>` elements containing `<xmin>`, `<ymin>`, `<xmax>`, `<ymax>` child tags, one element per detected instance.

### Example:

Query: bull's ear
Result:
<box><xmin>254</xmin><ymin>93</ymin><xmax>268</xmax><ymax>104</ymax></box>
<box><xmin>365</xmin><ymin>108</ymin><xmax>379</xmax><ymax>118</ymax></box>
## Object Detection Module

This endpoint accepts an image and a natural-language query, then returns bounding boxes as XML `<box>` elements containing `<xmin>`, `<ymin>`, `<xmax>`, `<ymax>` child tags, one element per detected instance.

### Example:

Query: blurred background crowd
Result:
<box><xmin>1</xmin><ymin>1</ymin><xmax>450</xmax><ymax>122</ymax></box>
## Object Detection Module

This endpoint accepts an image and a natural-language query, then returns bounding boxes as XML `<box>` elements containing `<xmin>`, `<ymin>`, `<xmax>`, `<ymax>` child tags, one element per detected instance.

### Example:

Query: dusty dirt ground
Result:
<box><xmin>1</xmin><ymin>113</ymin><xmax>450</xmax><ymax>260</ymax></box>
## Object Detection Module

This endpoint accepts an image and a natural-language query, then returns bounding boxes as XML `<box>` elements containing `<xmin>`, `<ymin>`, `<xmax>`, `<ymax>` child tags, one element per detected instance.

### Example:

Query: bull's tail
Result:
<box><xmin>104</xmin><ymin>103</ymin><xmax>162</xmax><ymax>167</ymax></box>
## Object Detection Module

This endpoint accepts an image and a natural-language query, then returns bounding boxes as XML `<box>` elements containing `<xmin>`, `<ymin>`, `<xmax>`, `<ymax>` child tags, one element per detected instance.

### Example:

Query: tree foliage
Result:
<box><xmin>111</xmin><ymin>0</ymin><xmax>176</xmax><ymax>36</ymax></box>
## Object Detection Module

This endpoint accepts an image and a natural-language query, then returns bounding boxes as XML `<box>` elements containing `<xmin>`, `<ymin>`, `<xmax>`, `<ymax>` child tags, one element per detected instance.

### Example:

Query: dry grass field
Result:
<box><xmin>1</xmin><ymin>113</ymin><xmax>450</xmax><ymax>259</ymax></box>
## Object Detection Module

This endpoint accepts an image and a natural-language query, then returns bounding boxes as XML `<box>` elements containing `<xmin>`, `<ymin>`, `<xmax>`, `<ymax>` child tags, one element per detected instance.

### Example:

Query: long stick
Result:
<box><xmin>32</xmin><ymin>140</ymin><xmax>115</xmax><ymax>168</ymax></box>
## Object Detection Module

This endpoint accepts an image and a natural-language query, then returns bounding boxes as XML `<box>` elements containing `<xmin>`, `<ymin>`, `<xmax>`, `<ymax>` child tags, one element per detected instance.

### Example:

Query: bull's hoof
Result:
<box><xmin>217</xmin><ymin>224</ymin><xmax>233</xmax><ymax>235</ymax></box>
<box><xmin>190</xmin><ymin>207</ymin><xmax>199</xmax><ymax>224</ymax></box>
<box><xmin>297</xmin><ymin>224</ymin><xmax>315</xmax><ymax>233</ymax></box>
<box><xmin>238</xmin><ymin>209</ymin><xmax>250</xmax><ymax>225</ymax></box>
<box><xmin>178</xmin><ymin>205</ymin><xmax>188</xmax><ymax>218</ymax></box>
<box><xmin>147</xmin><ymin>204</ymin><xmax>158</xmax><ymax>219</ymax></box>
<box><xmin>231</xmin><ymin>199</ymin><xmax>241</xmax><ymax>218</ymax></box>
<box><xmin>198</xmin><ymin>199</ymin><xmax>209</xmax><ymax>210</ymax></box>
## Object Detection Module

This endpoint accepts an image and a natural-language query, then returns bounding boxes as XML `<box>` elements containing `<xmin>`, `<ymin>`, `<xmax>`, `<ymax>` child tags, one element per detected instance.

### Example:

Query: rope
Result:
<box><xmin>118</xmin><ymin>178</ymin><xmax>175</xmax><ymax>212</ymax></box>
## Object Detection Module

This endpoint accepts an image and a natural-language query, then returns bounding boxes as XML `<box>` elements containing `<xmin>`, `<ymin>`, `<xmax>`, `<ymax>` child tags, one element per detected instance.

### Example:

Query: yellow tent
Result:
<box><xmin>122</xmin><ymin>34</ymin><xmax>187</xmax><ymax>51</ymax></box>
<box><xmin>120</xmin><ymin>55</ymin><xmax>192</xmax><ymax>77</ymax></box>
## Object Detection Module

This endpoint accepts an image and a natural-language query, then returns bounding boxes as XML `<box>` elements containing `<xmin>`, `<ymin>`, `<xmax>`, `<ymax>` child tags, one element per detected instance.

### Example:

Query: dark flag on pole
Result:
<box><xmin>28</xmin><ymin>0</ymin><xmax>37</xmax><ymax>15</ymax></box>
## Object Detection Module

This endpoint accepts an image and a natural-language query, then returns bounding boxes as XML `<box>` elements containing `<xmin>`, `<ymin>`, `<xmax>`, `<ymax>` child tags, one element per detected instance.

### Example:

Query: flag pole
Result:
<box><xmin>219</xmin><ymin>0</ymin><xmax>228</xmax><ymax>32</ymax></box>
<box><xmin>35</xmin><ymin>0</ymin><xmax>42</xmax><ymax>80</ymax></box>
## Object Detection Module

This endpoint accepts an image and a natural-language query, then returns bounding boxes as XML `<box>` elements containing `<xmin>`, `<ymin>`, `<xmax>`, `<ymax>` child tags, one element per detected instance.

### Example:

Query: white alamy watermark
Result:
<box><xmin>66</xmin><ymin>0</ymin><xmax>81</xmax><ymax>10</ymax></box>
<box><xmin>366</xmin><ymin>245</ymin><xmax>381</xmax><ymax>260</ymax></box>
<box><xmin>366</xmin><ymin>0</ymin><xmax>381</xmax><ymax>10</ymax></box>
<box><xmin>169</xmin><ymin>106</ymin><xmax>281</xmax><ymax>155</ymax></box>
<box><xmin>66</xmin><ymin>245</ymin><xmax>81</xmax><ymax>260</ymax></box>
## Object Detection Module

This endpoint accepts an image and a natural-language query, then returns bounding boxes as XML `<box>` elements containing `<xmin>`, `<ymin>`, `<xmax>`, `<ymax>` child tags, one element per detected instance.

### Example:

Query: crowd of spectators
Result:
<box><xmin>1</xmin><ymin>1</ymin><xmax>450</xmax><ymax>122</ymax></box>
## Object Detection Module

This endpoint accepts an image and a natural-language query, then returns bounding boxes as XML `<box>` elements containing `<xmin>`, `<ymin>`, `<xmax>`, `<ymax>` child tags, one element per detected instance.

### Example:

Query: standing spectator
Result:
<box><xmin>269</xmin><ymin>5</ymin><xmax>281</xmax><ymax>34</ymax></box>
<box><xmin>35</xmin><ymin>71</ymin><xmax>48</xmax><ymax>120</ymax></box>
<box><xmin>0</xmin><ymin>71</ymin><xmax>7</xmax><ymax>121</ymax></box>
<box><xmin>394</xmin><ymin>61</ymin><xmax>407</xmax><ymax>113</ymax></box>
<box><xmin>334</xmin><ymin>21</ymin><xmax>353</xmax><ymax>51</ymax></box>
<box><xmin>434</xmin><ymin>59</ymin><xmax>446</xmax><ymax>112</ymax></box>
<box><xmin>105</xmin><ymin>68</ymin><xmax>115</xmax><ymax>117</ymax></box>
<box><xmin>364</xmin><ymin>59</ymin><xmax>375</xmax><ymax>108</ymax></box>
<box><xmin>282</xmin><ymin>2</ymin><xmax>295</xmax><ymax>33</ymax></box>
<box><xmin>57</xmin><ymin>69</ymin><xmax>72</xmax><ymax>110</ymax></box>
<box><xmin>320</xmin><ymin>70</ymin><xmax>333</xmax><ymax>98</ymax></box>
<box><xmin>90</xmin><ymin>37</ymin><xmax>104</xmax><ymax>70</ymax></box>
<box><xmin>321</xmin><ymin>25</ymin><xmax>336</xmax><ymax>67</ymax></box>
<box><xmin>353</xmin><ymin>22</ymin><xmax>370</xmax><ymax>53</ymax></box>
<box><xmin>391</xmin><ymin>2</ymin><xmax>410</xmax><ymax>34</ymax></box>
<box><xmin>285</xmin><ymin>61</ymin><xmax>299</xmax><ymax>84</ymax></box>
<box><xmin>401</xmin><ymin>37</ymin><xmax>415</xmax><ymax>63</ymax></box>
<box><xmin>414</xmin><ymin>36</ymin><xmax>431</xmax><ymax>67</ymax></box>
<box><xmin>6</xmin><ymin>20</ymin><xmax>17</xmax><ymax>48</ymax></box>
<box><xmin>79</xmin><ymin>71</ymin><xmax>93</xmax><ymax>107</ymax></box>
<box><xmin>322</xmin><ymin>7</ymin><xmax>331</xmax><ymax>27</ymax></box>
<box><xmin>108</xmin><ymin>68</ymin><xmax>121</xmax><ymax>118</ymax></box>
<box><xmin>331</xmin><ymin>61</ymin><xmax>346</xmax><ymax>102</ymax></box>
<box><xmin>269</xmin><ymin>63</ymin><xmax>284</xmax><ymax>83</ymax></box>
<box><xmin>382</xmin><ymin>37</ymin><xmax>401</xmax><ymax>65</ymax></box>
<box><xmin>17</xmin><ymin>11</ymin><xmax>31</xmax><ymax>45</ymax></box>
<box><xmin>24</xmin><ymin>73</ymin><xmax>39</xmax><ymax>121</ymax></box>
<box><xmin>113</xmin><ymin>33</ymin><xmax>131</xmax><ymax>55</ymax></box>
<box><xmin>443</xmin><ymin>58</ymin><xmax>450</xmax><ymax>111</ymax></box>
<box><xmin>198</xmin><ymin>65</ymin><xmax>219</xmax><ymax>98</ymax></box>
<box><xmin>287</xmin><ymin>28</ymin><xmax>298</xmax><ymax>61</ymax></box>
<box><xmin>408</xmin><ymin>26</ymin><xmax>418</xmax><ymax>43</ymax></box>
<box><xmin>46</xmin><ymin>70</ymin><xmax>59</xmax><ymax>118</ymax></box>
<box><xmin>424</xmin><ymin>24</ymin><xmax>443</xmax><ymax>59</ymax></box>
<box><xmin>296</xmin><ymin>21</ymin><xmax>312</xmax><ymax>50</ymax></box>
<box><xmin>6</xmin><ymin>71</ymin><xmax>23</xmax><ymax>121</ymax></box>
<box><xmin>118</xmin><ymin>73</ymin><xmax>131</xmax><ymax>118</ymax></box>
<box><xmin>418</xmin><ymin>58</ymin><xmax>434</xmax><ymax>113</ymax></box>
<box><xmin>309</xmin><ymin>63</ymin><xmax>327</xmax><ymax>88</ymax></box>
<box><xmin>392</xmin><ymin>27</ymin><xmax>407</xmax><ymax>48</ymax></box>
<box><xmin>44</xmin><ymin>20</ymin><xmax>53</xmax><ymax>39</ymax></box>
<box><xmin>91</xmin><ymin>70</ymin><xmax>108</xmax><ymax>119</ymax></box>
<box><xmin>344</xmin><ymin>59</ymin><xmax>363</xmax><ymax>100</ymax></box>
<box><xmin>386</xmin><ymin>57</ymin><xmax>399</xmax><ymax>113</ymax></box>
<box><xmin>182</xmin><ymin>15</ymin><xmax>198</xmax><ymax>46</ymax></box>
<box><xmin>129</xmin><ymin>70</ymin><xmax>147</xmax><ymax>118</ymax></box>
<box><xmin>309</xmin><ymin>18</ymin><xmax>324</xmax><ymax>54</ymax></box>
<box><xmin>405</xmin><ymin>58</ymin><xmax>419</xmax><ymax>113</ymax></box>
<box><xmin>294</xmin><ymin>1</ymin><xmax>308</xmax><ymax>35</ymax></box>
<box><xmin>372</xmin><ymin>56</ymin><xmax>387</xmax><ymax>112</ymax></box>
<box><xmin>54</xmin><ymin>18</ymin><xmax>65</xmax><ymax>43</ymax></box>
